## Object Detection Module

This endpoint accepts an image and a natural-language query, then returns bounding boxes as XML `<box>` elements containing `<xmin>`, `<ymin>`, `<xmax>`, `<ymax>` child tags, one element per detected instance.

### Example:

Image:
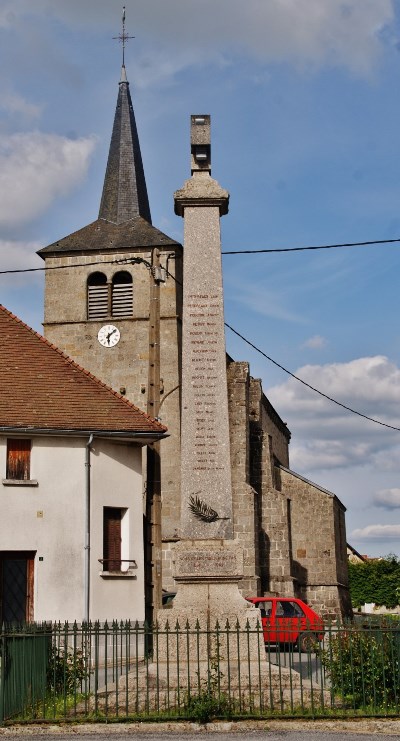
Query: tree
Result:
<box><xmin>349</xmin><ymin>554</ymin><xmax>400</xmax><ymax>609</ymax></box>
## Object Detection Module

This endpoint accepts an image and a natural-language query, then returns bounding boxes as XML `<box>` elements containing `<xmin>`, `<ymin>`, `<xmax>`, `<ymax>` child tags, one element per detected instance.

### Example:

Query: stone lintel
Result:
<box><xmin>174</xmin><ymin>174</ymin><xmax>229</xmax><ymax>217</ymax></box>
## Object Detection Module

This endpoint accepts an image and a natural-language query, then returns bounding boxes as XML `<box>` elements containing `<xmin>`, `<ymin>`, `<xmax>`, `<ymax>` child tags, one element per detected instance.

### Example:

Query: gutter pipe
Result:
<box><xmin>84</xmin><ymin>433</ymin><xmax>94</xmax><ymax>623</ymax></box>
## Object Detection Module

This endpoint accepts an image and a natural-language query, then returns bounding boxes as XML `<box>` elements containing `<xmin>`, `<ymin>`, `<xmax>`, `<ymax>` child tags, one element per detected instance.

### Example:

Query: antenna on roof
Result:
<box><xmin>113</xmin><ymin>6</ymin><xmax>135</xmax><ymax>68</ymax></box>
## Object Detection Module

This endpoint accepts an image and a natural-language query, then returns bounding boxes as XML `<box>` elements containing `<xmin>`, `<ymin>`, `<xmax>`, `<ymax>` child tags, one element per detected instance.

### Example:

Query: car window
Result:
<box><xmin>276</xmin><ymin>600</ymin><xmax>305</xmax><ymax>617</ymax></box>
<box><xmin>255</xmin><ymin>600</ymin><xmax>272</xmax><ymax>617</ymax></box>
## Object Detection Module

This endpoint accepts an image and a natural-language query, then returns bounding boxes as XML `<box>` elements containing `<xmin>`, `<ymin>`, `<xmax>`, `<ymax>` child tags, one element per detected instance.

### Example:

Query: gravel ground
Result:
<box><xmin>1</xmin><ymin>720</ymin><xmax>400</xmax><ymax>737</ymax></box>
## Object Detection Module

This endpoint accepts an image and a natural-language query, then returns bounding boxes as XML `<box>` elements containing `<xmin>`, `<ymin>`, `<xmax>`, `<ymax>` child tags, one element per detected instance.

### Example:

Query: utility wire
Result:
<box><xmin>1</xmin><ymin>236</ymin><xmax>400</xmax><ymax>275</ymax></box>
<box><xmin>225</xmin><ymin>322</ymin><xmax>400</xmax><ymax>432</ymax></box>
<box><xmin>0</xmin><ymin>257</ymin><xmax>151</xmax><ymax>276</ymax></box>
<box><xmin>3</xmin><ymin>249</ymin><xmax>399</xmax><ymax>431</ymax></box>
<box><xmin>221</xmin><ymin>237</ymin><xmax>400</xmax><ymax>255</ymax></box>
<box><xmin>166</xmin><ymin>268</ymin><xmax>400</xmax><ymax>432</ymax></box>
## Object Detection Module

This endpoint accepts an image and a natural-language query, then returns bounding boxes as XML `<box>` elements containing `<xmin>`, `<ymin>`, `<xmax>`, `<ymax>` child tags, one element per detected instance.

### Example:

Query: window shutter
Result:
<box><xmin>103</xmin><ymin>508</ymin><xmax>122</xmax><ymax>571</ymax></box>
<box><xmin>6</xmin><ymin>439</ymin><xmax>31</xmax><ymax>480</ymax></box>
<box><xmin>87</xmin><ymin>284</ymin><xmax>109</xmax><ymax>319</ymax></box>
<box><xmin>112</xmin><ymin>283</ymin><xmax>133</xmax><ymax>317</ymax></box>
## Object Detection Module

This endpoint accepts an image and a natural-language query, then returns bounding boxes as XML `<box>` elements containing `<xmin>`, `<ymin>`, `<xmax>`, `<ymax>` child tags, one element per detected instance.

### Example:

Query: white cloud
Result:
<box><xmin>351</xmin><ymin>524</ymin><xmax>400</xmax><ymax>539</ymax></box>
<box><xmin>302</xmin><ymin>335</ymin><xmax>327</xmax><ymax>349</ymax></box>
<box><xmin>0</xmin><ymin>132</ymin><xmax>97</xmax><ymax>228</ymax></box>
<box><xmin>0</xmin><ymin>92</ymin><xmax>42</xmax><ymax>120</ymax></box>
<box><xmin>0</xmin><ymin>0</ymin><xmax>395</xmax><ymax>78</ymax></box>
<box><xmin>267</xmin><ymin>356</ymin><xmax>400</xmax><ymax>471</ymax></box>
<box><xmin>0</xmin><ymin>240</ymin><xmax>43</xmax><ymax>288</ymax></box>
<box><xmin>374</xmin><ymin>488</ymin><xmax>400</xmax><ymax>509</ymax></box>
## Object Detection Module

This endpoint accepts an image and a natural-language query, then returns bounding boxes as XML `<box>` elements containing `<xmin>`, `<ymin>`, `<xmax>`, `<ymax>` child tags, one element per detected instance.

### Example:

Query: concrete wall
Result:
<box><xmin>0</xmin><ymin>434</ymin><xmax>145</xmax><ymax>623</ymax></box>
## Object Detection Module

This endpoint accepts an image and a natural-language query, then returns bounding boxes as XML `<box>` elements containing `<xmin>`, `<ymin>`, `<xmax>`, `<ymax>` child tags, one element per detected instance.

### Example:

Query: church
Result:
<box><xmin>38</xmin><ymin>58</ymin><xmax>351</xmax><ymax>619</ymax></box>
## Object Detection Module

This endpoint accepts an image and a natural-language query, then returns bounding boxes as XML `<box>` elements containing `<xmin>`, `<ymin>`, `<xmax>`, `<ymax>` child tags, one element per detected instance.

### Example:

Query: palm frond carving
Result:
<box><xmin>188</xmin><ymin>494</ymin><xmax>229</xmax><ymax>523</ymax></box>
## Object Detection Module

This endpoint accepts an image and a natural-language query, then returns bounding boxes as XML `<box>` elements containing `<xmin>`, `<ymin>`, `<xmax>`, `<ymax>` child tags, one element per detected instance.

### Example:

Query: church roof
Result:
<box><xmin>38</xmin><ymin>64</ymin><xmax>181</xmax><ymax>258</ymax></box>
<box><xmin>99</xmin><ymin>64</ymin><xmax>151</xmax><ymax>224</ymax></box>
<box><xmin>0</xmin><ymin>305</ymin><xmax>167</xmax><ymax>438</ymax></box>
<box><xmin>38</xmin><ymin>216</ymin><xmax>180</xmax><ymax>256</ymax></box>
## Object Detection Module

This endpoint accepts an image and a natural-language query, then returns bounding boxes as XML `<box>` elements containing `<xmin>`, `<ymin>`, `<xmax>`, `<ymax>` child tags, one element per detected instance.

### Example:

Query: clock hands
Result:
<box><xmin>106</xmin><ymin>328</ymin><xmax>117</xmax><ymax>345</ymax></box>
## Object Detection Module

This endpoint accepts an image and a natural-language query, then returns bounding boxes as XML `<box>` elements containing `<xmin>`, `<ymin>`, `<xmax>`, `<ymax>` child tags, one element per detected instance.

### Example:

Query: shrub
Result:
<box><xmin>47</xmin><ymin>645</ymin><xmax>89</xmax><ymax>696</ymax></box>
<box><xmin>322</xmin><ymin>628</ymin><xmax>400</xmax><ymax>709</ymax></box>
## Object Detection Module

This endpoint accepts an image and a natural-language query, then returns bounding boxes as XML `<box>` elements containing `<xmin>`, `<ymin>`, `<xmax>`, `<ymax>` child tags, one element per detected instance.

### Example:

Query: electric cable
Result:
<box><xmin>221</xmin><ymin>237</ymin><xmax>400</xmax><ymax>255</ymax></box>
<box><xmin>225</xmin><ymin>322</ymin><xmax>400</xmax><ymax>432</ymax></box>
<box><xmin>3</xmin><ymin>249</ymin><xmax>399</xmax><ymax>431</ymax></box>
<box><xmin>1</xmin><ymin>236</ymin><xmax>400</xmax><ymax>275</ymax></box>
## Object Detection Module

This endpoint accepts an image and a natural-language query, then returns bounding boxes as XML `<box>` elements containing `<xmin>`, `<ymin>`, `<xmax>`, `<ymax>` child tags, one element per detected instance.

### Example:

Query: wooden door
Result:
<box><xmin>0</xmin><ymin>552</ymin><xmax>35</xmax><ymax>623</ymax></box>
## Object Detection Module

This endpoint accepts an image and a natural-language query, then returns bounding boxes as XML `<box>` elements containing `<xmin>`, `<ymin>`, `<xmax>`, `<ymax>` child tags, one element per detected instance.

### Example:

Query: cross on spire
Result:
<box><xmin>113</xmin><ymin>6</ymin><xmax>135</xmax><ymax>67</ymax></box>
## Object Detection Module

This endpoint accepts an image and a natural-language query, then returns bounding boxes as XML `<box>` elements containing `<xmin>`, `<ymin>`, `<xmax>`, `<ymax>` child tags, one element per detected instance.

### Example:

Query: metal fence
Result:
<box><xmin>1</xmin><ymin>618</ymin><xmax>399</xmax><ymax>724</ymax></box>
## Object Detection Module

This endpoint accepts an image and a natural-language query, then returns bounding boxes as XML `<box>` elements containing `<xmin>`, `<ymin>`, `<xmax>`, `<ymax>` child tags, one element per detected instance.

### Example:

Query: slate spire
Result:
<box><xmin>98</xmin><ymin>64</ymin><xmax>152</xmax><ymax>225</ymax></box>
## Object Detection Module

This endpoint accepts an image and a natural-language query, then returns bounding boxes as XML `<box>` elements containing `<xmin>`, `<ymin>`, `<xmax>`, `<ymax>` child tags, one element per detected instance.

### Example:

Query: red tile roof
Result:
<box><xmin>0</xmin><ymin>305</ymin><xmax>167</xmax><ymax>436</ymax></box>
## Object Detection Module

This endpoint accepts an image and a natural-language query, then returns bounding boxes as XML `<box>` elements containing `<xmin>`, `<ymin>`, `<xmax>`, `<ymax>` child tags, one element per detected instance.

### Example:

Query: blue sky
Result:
<box><xmin>1</xmin><ymin>0</ymin><xmax>400</xmax><ymax>558</ymax></box>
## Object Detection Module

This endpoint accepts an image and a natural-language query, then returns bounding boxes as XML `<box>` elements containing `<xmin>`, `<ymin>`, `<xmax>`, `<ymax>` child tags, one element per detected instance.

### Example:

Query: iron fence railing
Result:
<box><xmin>1</xmin><ymin>618</ymin><xmax>399</xmax><ymax>723</ymax></box>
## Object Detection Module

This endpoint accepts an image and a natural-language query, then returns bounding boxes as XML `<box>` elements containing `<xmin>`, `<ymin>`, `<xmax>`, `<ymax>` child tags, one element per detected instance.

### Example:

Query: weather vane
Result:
<box><xmin>113</xmin><ymin>6</ymin><xmax>135</xmax><ymax>67</ymax></box>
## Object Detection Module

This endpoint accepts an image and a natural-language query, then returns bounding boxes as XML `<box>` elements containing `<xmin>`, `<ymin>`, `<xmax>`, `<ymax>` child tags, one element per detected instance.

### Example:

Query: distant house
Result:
<box><xmin>347</xmin><ymin>544</ymin><xmax>367</xmax><ymax>564</ymax></box>
<box><xmin>0</xmin><ymin>305</ymin><xmax>167</xmax><ymax>624</ymax></box>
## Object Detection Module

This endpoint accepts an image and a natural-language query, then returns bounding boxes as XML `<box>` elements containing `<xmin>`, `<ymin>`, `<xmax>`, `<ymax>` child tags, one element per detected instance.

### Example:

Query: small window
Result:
<box><xmin>87</xmin><ymin>272</ymin><xmax>108</xmax><ymax>319</ymax></box>
<box><xmin>6</xmin><ymin>439</ymin><xmax>31</xmax><ymax>480</ymax></box>
<box><xmin>112</xmin><ymin>271</ymin><xmax>133</xmax><ymax>317</ymax></box>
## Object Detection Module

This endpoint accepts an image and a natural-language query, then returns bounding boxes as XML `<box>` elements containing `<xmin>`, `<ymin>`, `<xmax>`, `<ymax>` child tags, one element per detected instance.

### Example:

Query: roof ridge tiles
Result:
<box><xmin>0</xmin><ymin>304</ymin><xmax>166</xmax><ymax>433</ymax></box>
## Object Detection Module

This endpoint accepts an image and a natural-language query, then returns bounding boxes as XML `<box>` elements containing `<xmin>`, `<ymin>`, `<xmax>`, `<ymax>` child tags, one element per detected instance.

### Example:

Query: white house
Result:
<box><xmin>0</xmin><ymin>304</ymin><xmax>167</xmax><ymax>624</ymax></box>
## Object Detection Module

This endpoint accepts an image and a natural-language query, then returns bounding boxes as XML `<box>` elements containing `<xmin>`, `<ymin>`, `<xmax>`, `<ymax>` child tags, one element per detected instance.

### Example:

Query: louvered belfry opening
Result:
<box><xmin>103</xmin><ymin>507</ymin><xmax>122</xmax><ymax>572</ymax></box>
<box><xmin>87</xmin><ymin>271</ymin><xmax>108</xmax><ymax>320</ymax></box>
<box><xmin>6</xmin><ymin>439</ymin><xmax>31</xmax><ymax>480</ymax></box>
<box><xmin>112</xmin><ymin>271</ymin><xmax>133</xmax><ymax>317</ymax></box>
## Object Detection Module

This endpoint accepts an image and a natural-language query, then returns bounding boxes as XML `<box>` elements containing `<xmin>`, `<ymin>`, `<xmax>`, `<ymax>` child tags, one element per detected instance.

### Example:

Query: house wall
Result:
<box><xmin>0</xmin><ymin>434</ymin><xmax>144</xmax><ymax>623</ymax></box>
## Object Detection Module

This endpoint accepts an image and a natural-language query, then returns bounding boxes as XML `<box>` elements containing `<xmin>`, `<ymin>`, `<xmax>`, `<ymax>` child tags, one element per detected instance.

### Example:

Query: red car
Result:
<box><xmin>246</xmin><ymin>597</ymin><xmax>324</xmax><ymax>651</ymax></box>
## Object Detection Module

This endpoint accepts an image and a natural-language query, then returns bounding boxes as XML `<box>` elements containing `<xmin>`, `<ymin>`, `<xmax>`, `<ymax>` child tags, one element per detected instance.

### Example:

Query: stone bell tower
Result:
<box><xmin>37</xmin><ymin>58</ymin><xmax>184</xmax><ymax>614</ymax></box>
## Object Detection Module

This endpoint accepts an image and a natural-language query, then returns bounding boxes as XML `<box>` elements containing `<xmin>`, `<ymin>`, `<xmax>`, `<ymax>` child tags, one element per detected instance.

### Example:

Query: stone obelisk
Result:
<box><xmin>169</xmin><ymin>115</ymin><xmax>258</xmax><ymax>629</ymax></box>
<box><xmin>107</xmin><ymin>118</ymin><xmax>318</xmax><ymax>714</ymax></box>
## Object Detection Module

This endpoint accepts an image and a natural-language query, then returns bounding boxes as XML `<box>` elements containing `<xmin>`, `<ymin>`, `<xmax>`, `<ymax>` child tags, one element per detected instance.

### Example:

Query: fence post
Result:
<box><xmin>0</xmin><ymin>627</ymin><xmax>5</xmax><ymax>725</ymax></box>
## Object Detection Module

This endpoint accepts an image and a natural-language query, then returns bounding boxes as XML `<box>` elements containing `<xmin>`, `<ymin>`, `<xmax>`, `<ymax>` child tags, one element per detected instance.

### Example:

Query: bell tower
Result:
<box><xmin>38</xmin><ymin>37</ymin><xmax>183</xmax><ymax>611</ymax></box>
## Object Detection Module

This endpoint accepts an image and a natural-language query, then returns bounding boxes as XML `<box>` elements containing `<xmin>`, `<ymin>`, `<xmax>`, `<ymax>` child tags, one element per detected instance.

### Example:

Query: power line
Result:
<box><xmin>0</xmin><ymin>257</ymin><xmax>151</xmax><ymax>276</ymax></box>
<box><xmin>221</xmin><ymin>237</ymin><xmax>400</xmax><ymax>255</ymax></box>
<box><xmin>225</xmin><ymin>322</ymin><xmax>400</xmax><ymax>432</ymax></box>
<box><xmin>3</xmin><ymin>249</ymin><xmax>400</xmax><ymax>430</ymax></box>
<box><xmin>1</xmin><ymin>236</ymin><xmax>400</xmax><ymax>275</ymax></box>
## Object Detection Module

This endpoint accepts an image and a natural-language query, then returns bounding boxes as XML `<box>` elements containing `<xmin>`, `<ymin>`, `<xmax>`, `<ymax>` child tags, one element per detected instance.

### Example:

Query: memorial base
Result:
<box><xmin>87</xmin><ymin>541</ymin><xmax>327</xmax><ymax>714</ymax></box>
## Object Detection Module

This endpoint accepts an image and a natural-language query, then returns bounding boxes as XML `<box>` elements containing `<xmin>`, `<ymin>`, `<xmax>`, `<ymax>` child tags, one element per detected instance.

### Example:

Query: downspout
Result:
<box><xmin>84</xmin><ymin>434</ymin><xmax>94</xmax><ymax>623</ymax></box>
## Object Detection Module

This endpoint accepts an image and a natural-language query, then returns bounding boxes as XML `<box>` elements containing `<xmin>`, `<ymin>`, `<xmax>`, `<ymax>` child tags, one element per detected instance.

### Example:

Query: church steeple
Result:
<box><xmin>98</xmin><ymin>64</ymin><xmax>152</xmax><ymax>225</ymax></box>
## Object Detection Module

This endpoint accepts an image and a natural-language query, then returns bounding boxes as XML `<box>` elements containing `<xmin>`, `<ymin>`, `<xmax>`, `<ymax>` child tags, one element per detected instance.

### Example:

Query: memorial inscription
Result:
<box><xmin>187</xmin><ymin>292</ymin><xmax>225</xmax><ymax>473</ymax></box>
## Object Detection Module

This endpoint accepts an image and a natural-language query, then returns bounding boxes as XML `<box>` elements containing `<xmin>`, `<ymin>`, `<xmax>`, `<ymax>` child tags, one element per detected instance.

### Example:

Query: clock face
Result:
<box><xmin>97</xmin><ymin>324</ymin><xmax>121</xmax><ymax>347</ymax></box>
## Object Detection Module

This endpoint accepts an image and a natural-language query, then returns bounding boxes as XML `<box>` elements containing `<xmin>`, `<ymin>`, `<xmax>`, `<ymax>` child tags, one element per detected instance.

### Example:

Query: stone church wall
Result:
<box><xmin>278</xmin><ymin>466</ymin><xmax>351</xmax><ymax>618</ymax></box>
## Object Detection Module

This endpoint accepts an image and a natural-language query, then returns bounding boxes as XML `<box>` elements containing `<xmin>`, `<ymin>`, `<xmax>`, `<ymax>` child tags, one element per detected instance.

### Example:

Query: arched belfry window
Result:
<box><xmin>87</xmin><ymin>272</ymin><xmax>108</xmax><ymax>320</ymax></box>
<box><xmin>112</xmin><ymin>271</ymin><xmax>133</xmax><ymax>317</ymax></box>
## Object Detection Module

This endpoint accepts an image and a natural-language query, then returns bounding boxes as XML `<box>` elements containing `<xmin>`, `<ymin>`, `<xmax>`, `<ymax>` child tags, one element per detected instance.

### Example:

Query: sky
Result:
<box><xmin>1</xmin><ymin>0</ymin><xmax>400</xmax><ymax>559</ymax></box>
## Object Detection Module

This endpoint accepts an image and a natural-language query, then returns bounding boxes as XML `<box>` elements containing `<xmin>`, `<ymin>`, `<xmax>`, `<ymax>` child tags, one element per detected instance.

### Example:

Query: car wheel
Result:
<box><xmin>299</xmin><ymin>632</ymin><xmax>318</xmax><ymax>653</ymax></box>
